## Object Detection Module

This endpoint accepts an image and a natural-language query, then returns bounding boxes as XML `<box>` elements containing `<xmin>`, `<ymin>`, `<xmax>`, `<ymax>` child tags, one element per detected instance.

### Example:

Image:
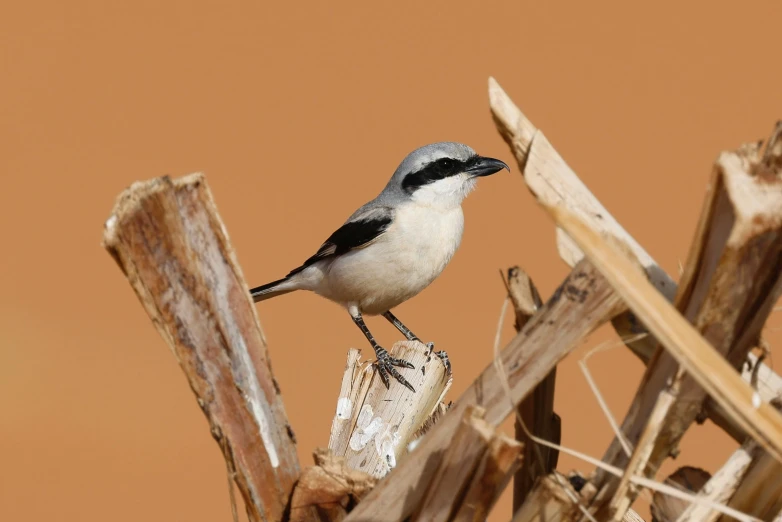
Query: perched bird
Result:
<box><xmin>250</xmin><ymin>142</ymin><xmax>508</xmax><ymax>392</ymax></box>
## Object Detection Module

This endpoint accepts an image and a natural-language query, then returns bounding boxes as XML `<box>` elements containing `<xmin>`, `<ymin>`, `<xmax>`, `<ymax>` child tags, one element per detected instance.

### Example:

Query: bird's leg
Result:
<box><xmin>382</xmin><ymin>310</ymin><xmax>422</xmax><ymax>342</ymax></box>
<box><xmin>382</xmin><ymin>310</ymin><xmax>451</xmax><ymax>375</ymax></box>
<box><xmin>351</xmin><ymin>312</ymin><xmax>416</xmax><ymax>392</ymax></box>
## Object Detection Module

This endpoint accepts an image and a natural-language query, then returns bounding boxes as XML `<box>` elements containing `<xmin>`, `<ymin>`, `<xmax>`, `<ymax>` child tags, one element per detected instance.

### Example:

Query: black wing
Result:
<box><xmin>286</xmin><ymin>212</ymin><xmax>392</xmax><ymax>277</ymax></box>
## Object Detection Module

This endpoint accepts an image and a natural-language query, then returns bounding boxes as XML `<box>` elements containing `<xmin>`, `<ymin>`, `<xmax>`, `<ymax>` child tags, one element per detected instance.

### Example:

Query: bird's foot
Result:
<box><xmin>373</xmin><ymin>346</ymin><xmax>416</xmax><ymax>393</ymax></box>
<box><xmin>435</xmin><ymin>350</ymin><xmax>452</xmax><ymax>375</ymax></box>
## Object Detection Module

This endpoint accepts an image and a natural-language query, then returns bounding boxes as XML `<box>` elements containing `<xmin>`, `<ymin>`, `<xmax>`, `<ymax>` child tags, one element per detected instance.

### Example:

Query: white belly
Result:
<box><xmin>318</xmin><ymin>203</ymin><xmax>464</xmax><ymax>315</ymax></box>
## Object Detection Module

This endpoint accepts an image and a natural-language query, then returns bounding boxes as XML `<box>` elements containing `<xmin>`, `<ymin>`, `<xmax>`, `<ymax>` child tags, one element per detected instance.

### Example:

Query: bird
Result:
<box><xmin>250</xmin><ymin>142</ymin><xmax>509</xmax><ymax>392</ymax></box>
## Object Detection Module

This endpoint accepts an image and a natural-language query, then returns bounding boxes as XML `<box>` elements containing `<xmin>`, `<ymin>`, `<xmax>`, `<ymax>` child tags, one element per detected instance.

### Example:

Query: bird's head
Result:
<box><xmin>388</xmin><ymin>142</ymin><xmax>509</xmax><ymax>208</ymax></box>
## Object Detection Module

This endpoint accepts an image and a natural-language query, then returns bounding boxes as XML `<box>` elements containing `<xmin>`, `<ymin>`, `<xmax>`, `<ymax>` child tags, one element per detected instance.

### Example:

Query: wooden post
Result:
<box><xmin>327</xmin><ymin>341</ymin><xmax>452</xmax><ymax>479</ymax></box>
<box><xmin>503</xmin><ymin>267</ymin><xmax>561</xmax><ymax>511</ymax></box>
<box><xmin>102</xmin><ymin>174</ymin><xmax>305</xmax><ymax>522</ymax></box>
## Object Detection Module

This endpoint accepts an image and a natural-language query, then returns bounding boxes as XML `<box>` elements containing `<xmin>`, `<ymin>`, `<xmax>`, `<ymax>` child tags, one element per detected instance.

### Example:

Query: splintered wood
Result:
<box><xmin>490</xmin><ymin>76</ymin><xmax>782</xmax><ymax>520</ymax></box>
<box><xmin>288</xmin><ymin>449</ymin><xmax>377</xmax><ymax>522</ymax></box>
<box><xmin>102</xmin><ymin>174</ymin><xmax>305</xmax><ymax>522</ymax></box>
<box><xmin>345</xmin><ymin>258</ymin><xmax>627</xmax><ymax>521</ymax></box>
<box><xmin>327</xmin><ymin>341</ymin><xmax>452</xmax><ymax>478</ymax></box>
<box><xmin>586</xmin><ymin>124</ymin><xmax>782</xmax><ymax>516</ymax></box>
<box><xmin>413</xmin><ymin>405</ymin><xmax>523</xmax><ymax>521</ymax></box>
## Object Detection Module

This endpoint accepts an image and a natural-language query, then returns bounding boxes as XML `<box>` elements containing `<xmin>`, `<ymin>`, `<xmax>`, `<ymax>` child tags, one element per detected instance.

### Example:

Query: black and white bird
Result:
<box><xmin>250</xmin><ymin>142</ymin><xmax>508</xmax><ymax>392</ymax></box>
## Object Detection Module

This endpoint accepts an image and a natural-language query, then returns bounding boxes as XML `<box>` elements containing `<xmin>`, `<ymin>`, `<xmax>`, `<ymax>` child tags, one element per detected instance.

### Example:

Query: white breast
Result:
<box><xmin>321</xmin><ymin>201</ymin><xmax>465</xmax><ymax>315</ymax></box>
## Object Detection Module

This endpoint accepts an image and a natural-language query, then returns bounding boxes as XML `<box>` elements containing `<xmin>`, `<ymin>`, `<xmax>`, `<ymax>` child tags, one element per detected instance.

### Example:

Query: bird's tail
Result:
<box><xmin>250</xmin><ymin>277</ymin><xmax>297</xmax><ymax>302</ymax></box>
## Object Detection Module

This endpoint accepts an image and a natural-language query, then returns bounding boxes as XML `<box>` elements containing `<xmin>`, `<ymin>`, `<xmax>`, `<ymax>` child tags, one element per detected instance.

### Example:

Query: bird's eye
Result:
<box><xmin>440</xmin><ymin>159</ymin><xmax>454</xmax><ymax>170</ymax></box>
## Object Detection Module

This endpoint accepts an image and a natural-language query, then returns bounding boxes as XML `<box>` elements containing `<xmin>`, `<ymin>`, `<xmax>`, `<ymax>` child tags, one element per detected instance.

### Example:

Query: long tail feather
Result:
<box><xmin>250</xmin><ymin>277</ymin><xmax>296</xmax><ymax>302</ymax></box>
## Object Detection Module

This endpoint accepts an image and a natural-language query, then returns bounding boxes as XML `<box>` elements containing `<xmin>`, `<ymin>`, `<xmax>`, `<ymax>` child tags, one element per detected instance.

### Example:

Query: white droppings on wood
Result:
<box><xmin>375</xmin><ymin>425</ymin><xmax>401</xmax><ymax>470</ymax></box>
<box><xmin>752</xmin><ymin>391</ymin><xmax>762</xmax><ymax>409</ymax></box>
<box><xmin>350</xmin><ymin>405</ymin><xmax>378</xmax><ymax>451</ymax></box>
<box><xmin>336</xmin><ymin>397</ymin><xmax>353</xmax><ymax>420</ymax></box>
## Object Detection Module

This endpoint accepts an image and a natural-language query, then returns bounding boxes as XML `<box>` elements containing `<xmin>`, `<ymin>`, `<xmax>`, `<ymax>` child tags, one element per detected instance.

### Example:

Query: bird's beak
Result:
<box><xmin>466</xmin><ymin>156</ymin><xmax>510</xmax><ymax>177</ymax></box>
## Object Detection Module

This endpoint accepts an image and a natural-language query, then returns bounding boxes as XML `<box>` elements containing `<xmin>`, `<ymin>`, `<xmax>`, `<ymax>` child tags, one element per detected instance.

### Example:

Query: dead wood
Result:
<box><xmin>102</xmin><ymin>174</ymin><xmax>303</xmax><ymax>522</ymax></box>
<box><xmin>327</xmin><ymin>341</ymin><xmax>452</xmax><ymax>478</ymax></box>
<box><xmin>344</xmin><ymin>257</ymin><xmax>627</xmax><ymax>521</ymax></box>
<box><xmin>288</xmin><ymin>449</ymin><xmax>377</xmax><ymax>522</ymax></box>
<box><xmin>412</xmin><ymin>405</ymin><xmax>523</xmax><ymax>521</ymax></box>
<box><xmin>488</xmin><ymin>77</ymin><xmax>782</xmax><ymax>442</ymax></box>
<box><xmin>503</xmin><ymin>267</ymin><xmax>561</xmax><ymax>511</ymax></box>
<box><xmin>588</xmin><ymin>122</ymin><xmax>782</xmax><ymax>515</ymax></box>
<box><xmin>650</xmin><ymin>466</ymin><xmax>711</xmax><ymax>522</ymax></box>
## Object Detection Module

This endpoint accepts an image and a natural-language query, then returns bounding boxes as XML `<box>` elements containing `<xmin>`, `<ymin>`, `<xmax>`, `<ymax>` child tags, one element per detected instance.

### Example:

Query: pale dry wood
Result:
<box><xmin>609</xmin><ymin>390</ymin><xmax>676</xmax><ymax>521</ymax></box>
<box><xmin>414</xmin><ymin>405</ymin><xmax>523</xmax><ymax>522</ymax></box>
<box><xmin>489</xmin><ymin>77</ymin><xmax>782</xmax><ymax>432</ymax></box>
<box><xmin>102</xmin><ymin>174</ymin><xmax>303</xmax><ymax>522</ymax></box>
<box><xmin>589</xmin><ymin>124</ymin><xmax>782</xmax><ymax>514</ymax></box>
<box><xmin>548</xmin><ymin>204</ymin><xmax>782</xmax><ymax>463</ymax></box>
<box><xmin>503</xmin><ymin>267</ymin><xmax>561</xmax><ymax>511</ymax></box>
<box><xmin>673</xmin><ymin>457</ymin><xmax>747</xmax><ymax>522</ymax></box>
<box><xmin>511</xmin><ymin>473</ymin><xmax>583</xmax><ymax>522</ymax></box>
<box><xmin>719</xmin><ymin>446</ymin><xmax>782</xmax><ymax>521</ymax></box>
<box><xmin>344</xmin><ymin>258</ymin><xmax>627</xmax><ymax>521</ymax></box>
<box><xmin>327</xmin><ymin>341</ymin><xmax>452</xmax><ymax>478</ymax></box>
<box><xmin>489</xmin><ymin>77</ymin><xmax>676</xmax><ymax>303</ymax></box>
<box><xmin>288</xmin><ymin>449</ymin><xmax>377</xmax><ymax>522</ymax></box>
<box><xmin>510</xmin><ymin>472</ymin><xmax>648</xmax><ymax>522</ymax></box>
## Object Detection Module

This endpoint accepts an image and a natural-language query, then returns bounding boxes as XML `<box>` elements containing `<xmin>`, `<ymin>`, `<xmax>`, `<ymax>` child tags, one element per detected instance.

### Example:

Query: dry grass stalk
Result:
<box><xmin>608</xmin><ymin>390</ymin><xmax>676</xmax><ymax>521</ymax></box>
<box><xmin>503</xmin><ymin>267</ymin><xmax>561</xmax><ymax>511</ymax></box>
<box><xmin>327</xmin><ymin>341</ymin><xmax>452</xmax><ymax>478</ymax></box>
<box><xmin>102</xmin><ymin>174</ymin><xmax>303</xmax><ymax>522</ymax></box>
<box><xmin>288</xmin><ymin>449</ymin><xmax>377</xmax><ymax>522</ymax></box>
<box><xmin>344</xmin><ymin>258</ymin><xmax>627</xmax><ymax>521</ymax></box>
<box><xmin>412</xmin><ymin>405</ymin><xmax>523</xmax><ymax>521</ymax></box>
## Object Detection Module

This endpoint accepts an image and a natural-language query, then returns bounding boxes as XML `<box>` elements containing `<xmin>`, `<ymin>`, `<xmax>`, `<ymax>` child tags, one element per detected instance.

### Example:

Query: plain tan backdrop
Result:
<box><xmin>3</xmin><ymin>1</ymin><xmax>782</xmax><ymax>520</ymax></box>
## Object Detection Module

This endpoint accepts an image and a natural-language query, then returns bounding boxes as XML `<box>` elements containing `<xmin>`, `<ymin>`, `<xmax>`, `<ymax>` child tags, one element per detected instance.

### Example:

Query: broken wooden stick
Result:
<box><xmin>586</xmin><ymin>123</ymin><xmax>782</xmax><ymax>515</ymax></box>
<box><xmin>102</xmin><ymin>174</ymin><xmax>304</xmax><ymax>522</ymax></box>
<box><xmin>287</xmin><ymin>449</ymin><xmax>377</xmax><ymax>522</ymax></box>
<box><xmin>412</xmin><ymin>405</ymin><xmax>523</xmax><ymax>521</ymax></box>
<box><xmin>551</xmin><ymin>203</ymin><xmax>782</xmax><ymax>460</ymax></box>
<box><xmin>510</xmin><ymin>473</ymin><xmax>647</xmax><ymax>522</ymax></box>
<box><xmin>328</xmin><ymin>341</ymin><xmax>452</xmax><ymax>478</ymax></box>
<box><xmin>344</xmin><ymin>257</ymin><xmax>627</xmax><ymax>521</ymax></box>
<box><xmin>489</xmin><ymin>77</ymin><xmax>782</xmax><ymax>447</ymax></box>
<box><xmin>503</xmin><ymin>267</ymin><xmax>560</xmax><ymax>511</ymax></box>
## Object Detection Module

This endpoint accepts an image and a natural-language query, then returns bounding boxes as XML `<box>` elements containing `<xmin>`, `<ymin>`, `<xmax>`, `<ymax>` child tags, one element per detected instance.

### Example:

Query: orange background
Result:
<box><xmin>3</xmin><ymin>1</ymin><xmax>782</xmax><ymax>520</ymax></box>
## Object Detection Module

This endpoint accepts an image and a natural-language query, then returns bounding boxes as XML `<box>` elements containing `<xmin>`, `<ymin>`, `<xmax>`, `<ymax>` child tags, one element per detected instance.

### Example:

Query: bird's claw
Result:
<box><xmin>435</xmin><ymin>350</ymin><xmax>452</xmax><ymax>375</ymax></box>
<box><xmin>373</xmin><ymin>348</ymin><xmax>416</xmax><ymax>393</ymax></box>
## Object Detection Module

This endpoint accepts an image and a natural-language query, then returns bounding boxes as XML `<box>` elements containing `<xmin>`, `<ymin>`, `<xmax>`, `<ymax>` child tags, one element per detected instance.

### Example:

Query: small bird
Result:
<box><xmin>250</xmin><ymin>142</ymin><xmax>508</xmax><ymax>392</ymax></box>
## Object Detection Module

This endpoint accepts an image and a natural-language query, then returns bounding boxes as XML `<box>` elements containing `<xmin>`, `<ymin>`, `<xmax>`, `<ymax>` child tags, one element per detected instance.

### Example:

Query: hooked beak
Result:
<box><xmin>466</xmin><ymin>156</ymin><xmax>510</xmax><ymax>177</ymax></box>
